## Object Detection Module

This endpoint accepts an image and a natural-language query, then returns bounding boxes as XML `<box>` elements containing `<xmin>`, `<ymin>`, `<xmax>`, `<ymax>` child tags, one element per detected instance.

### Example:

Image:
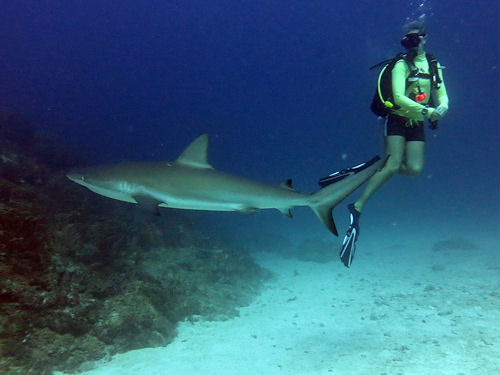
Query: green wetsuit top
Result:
<box><xmin>392</xmin><ymin>51</ymin><xmax>449</xmax><ymax>122</ymax></box>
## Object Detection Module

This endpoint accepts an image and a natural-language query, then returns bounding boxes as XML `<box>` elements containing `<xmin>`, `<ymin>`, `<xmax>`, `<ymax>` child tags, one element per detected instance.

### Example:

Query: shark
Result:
<box><xmin>67</xmin><ymin>134</ymin><xmax>385</xmax><ymax>236</ymax></box>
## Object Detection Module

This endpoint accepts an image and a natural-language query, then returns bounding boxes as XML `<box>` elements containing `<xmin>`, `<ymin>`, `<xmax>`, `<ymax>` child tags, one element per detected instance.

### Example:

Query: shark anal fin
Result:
<box><xmin>133</xmin><ymin>195</ymin><xmax>163</xmax><ymax>216</ymax></box>
<box><xmin>240</xmin><ymin>207</ymin><xmax>259</xmax><ymax>215</ymax></box>
<box><xmin>278</xmin><ymin>208</ymin><xmax>294</xmax><ymax>218</ymax></box>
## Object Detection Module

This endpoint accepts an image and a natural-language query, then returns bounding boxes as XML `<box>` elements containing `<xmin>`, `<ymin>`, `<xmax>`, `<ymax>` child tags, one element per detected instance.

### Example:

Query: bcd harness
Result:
<box><xmin>370</xmin><ymin>52</ymin><xmax>442</xmax><ymax>119</ymax></box>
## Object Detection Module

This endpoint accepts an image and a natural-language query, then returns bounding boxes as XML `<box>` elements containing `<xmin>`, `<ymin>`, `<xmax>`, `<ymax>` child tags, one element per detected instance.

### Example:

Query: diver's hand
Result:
<box><xmin>429</xmin><ymin>104</ymin><xmax>448</xmax><ymax>121</ymax></box>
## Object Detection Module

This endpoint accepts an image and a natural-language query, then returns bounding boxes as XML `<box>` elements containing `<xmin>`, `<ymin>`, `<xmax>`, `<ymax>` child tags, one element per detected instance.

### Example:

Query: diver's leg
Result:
<box><xmin>399</xmin><ymin>141</ymin><xmax>425</xmax><ymax>176</ymax></box>
<box><xmin>353</xmin><ymin>135</ymin><xmax>406</xmax><ymax>213</ymax></box>
<box><xmin>339</xmin><ymin>135</ymin><xmax>406</xmax><ymax>267</ymax></box>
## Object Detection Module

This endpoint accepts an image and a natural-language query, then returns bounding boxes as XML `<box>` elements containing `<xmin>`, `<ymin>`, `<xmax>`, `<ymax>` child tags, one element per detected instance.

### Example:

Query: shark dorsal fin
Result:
<box><xmin>175</xmin><ymin>134</ymin><xmax>213</xmax><ymax>169</ymax></box>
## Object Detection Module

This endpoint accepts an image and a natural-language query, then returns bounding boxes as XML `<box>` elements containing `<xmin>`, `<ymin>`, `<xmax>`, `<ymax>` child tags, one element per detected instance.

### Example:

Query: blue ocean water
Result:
<box><xmin>1</xmin><ymin>0</ymin><xmax>498</xmax><ymax>241</ymax></box>
<box><xmin>1</xmin><ymin>1</ymin><xmax>499</xmax><ymax>374</ymax></box>
<box><xmin>0</xmin><ymin>1</ymin><xmax>497</xmax><ymax>234</ymax></box>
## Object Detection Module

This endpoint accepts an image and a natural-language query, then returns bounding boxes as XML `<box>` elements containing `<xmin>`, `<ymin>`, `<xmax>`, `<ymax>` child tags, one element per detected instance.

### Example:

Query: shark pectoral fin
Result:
<box><xmin>311</xmin><ymin>205</ymin><xmax>338</xmax><ymax>236</ymax></box>
<box><xmin>132</xmin><ymin>195</ymin><xmax>163</xmax><ymax>216</ymax></box>
<box><xmin>278</xmin><ymin>208</ymin><xmax>294</xmax><ymax>218</ymax></box>
<box><xmin>239</xmin><ymin>207</ymin><xmax>259</xmax><ymax>215</ymax></box>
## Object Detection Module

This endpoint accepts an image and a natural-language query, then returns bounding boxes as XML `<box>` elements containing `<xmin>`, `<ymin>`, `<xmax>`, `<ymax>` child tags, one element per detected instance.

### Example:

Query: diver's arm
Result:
<box><xmin>392</xmin><ymin>60</ymin><xmax>428</xmax><ymax>119</ymax></box>
<box><xmin>435</xmin><ymin>63</ymin><xmax>449</xmax><ymax>108</ymax></box>
<box><xmin>427</xmin><ymin>63</ymin><xmax>449</xmax><ymax>121</ymax></box>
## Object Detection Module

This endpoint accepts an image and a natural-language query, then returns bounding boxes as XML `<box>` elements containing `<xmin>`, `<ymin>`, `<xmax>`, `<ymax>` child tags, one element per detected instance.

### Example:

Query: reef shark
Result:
<box><xmin>67</xmin><ymin>134</ymin><xmax>385</xmax><ymax>236</ymax></box>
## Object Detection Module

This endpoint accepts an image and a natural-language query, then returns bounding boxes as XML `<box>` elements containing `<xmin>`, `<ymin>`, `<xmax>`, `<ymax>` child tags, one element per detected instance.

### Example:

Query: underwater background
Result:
<box><xmin>0</xmin><ymin>0</ymin><xmax>499</xmax><ymax>374</ymax></box>
<box><xmin>1</xmin><ymin>0</ymin><xmax>498</xmax><ymax>238</ymax></box>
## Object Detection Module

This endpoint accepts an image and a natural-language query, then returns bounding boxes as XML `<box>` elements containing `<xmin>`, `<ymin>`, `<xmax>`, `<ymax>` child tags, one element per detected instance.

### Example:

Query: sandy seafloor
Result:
<box><xmin>59</xmin><ymin>230</ymin><xmax>499</xmax><ymax>375</ymax></box>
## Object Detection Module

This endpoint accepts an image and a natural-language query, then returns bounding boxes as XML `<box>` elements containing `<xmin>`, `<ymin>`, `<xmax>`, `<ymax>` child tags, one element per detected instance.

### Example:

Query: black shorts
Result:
<box><xmin>385</xmin><ymin>115</ymin><xmax>425</xmax><ymax>142</ymax></box>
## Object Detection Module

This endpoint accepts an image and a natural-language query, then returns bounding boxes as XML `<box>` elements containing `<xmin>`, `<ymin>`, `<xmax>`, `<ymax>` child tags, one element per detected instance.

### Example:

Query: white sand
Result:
<box><xmin>63</xmin><ymin>237</ymin><xmax>500</xmax><ymax>375</ymax></box>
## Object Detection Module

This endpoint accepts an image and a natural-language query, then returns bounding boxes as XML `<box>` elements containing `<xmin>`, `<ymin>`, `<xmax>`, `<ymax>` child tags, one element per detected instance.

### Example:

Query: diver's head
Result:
<box><xmin>400</xmin><ymin>21</ymin><xmax>427</xmax><ymax>50</ymax></box>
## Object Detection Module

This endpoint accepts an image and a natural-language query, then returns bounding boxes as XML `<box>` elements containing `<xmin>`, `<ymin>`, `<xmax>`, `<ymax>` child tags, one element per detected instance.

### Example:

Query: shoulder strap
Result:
<box><xmin>402</xmin><ymin>54</ymin><xmax>419</xmax><ymax>77</ymax></box>
<box><xmin>426</xmin><ymin>52</ymin><xmax>442</xmax><ymax>89</ymax></box>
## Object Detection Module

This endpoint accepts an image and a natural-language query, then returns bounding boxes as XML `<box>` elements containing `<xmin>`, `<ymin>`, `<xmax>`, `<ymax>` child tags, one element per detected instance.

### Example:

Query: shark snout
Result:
<box><xmin>66</xmin><ymin>170</ymin><xmax>86</xmax><ymax>184</ymax></box>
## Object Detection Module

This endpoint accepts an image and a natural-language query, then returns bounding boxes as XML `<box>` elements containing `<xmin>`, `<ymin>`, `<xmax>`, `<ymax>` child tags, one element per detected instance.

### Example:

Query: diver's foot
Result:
<box><xmin>339</xmin><ymin>203</ymin><xmax>361</xmax><ymax>267</ymax></box>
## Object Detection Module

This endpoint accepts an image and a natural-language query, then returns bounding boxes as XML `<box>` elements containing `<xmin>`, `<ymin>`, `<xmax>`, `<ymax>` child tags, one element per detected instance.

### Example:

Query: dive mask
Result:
<box><xmin>400</xmin><ymin>33</ymin><xmax>426</xmax><ymax>49</ymax></box>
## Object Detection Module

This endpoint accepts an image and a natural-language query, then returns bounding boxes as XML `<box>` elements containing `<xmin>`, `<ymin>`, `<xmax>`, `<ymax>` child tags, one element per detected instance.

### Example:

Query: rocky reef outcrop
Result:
<box><xmin>0</xmin><ymin>110</ymin><xmax>270</xmax><ymax>374</ymax></box>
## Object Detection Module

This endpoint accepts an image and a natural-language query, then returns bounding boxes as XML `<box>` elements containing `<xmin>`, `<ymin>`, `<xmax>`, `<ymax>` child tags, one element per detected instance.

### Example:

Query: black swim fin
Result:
<box><xmin>339</xmin><ymin>204</ymin><xmax>361</xmax><ymax>267</ymax></box>
<box><xmin>319</xmin><ymin>156</ymin><xmax>381</xmax><ymax>188</ymax></box>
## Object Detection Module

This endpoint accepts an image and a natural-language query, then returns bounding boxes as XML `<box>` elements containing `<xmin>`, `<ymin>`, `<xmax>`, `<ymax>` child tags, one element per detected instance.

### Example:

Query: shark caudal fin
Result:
<box><xmin>309</xmin><ymin>156</ymin><xmax>387</xmax><ymax>236</ymax></box>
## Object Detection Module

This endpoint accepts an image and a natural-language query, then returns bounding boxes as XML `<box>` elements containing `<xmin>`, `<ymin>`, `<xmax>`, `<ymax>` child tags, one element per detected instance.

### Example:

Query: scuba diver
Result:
<box><xmin>339</xmin><ymin>21</ymin><xmax>449</xmax><ymax>267</ymax></box>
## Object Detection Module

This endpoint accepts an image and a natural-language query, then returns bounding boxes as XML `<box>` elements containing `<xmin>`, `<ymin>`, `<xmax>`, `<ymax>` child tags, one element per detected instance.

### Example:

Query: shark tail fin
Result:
<box><xmin>309</xmin><ymin>155</ymin><xmax>386</xmax><ymax>236</ymax></box>
<box><xmin>310</xmin><ymin>204</ymin><xmax>338</xmax><ymax>236</ymax></box>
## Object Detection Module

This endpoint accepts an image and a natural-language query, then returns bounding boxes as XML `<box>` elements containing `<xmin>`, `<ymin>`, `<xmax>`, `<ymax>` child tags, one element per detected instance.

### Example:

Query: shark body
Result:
<box><xmin>67</xmin><ymin>134</ymin><xmax>384</xmax><ymax>236</ymax></box>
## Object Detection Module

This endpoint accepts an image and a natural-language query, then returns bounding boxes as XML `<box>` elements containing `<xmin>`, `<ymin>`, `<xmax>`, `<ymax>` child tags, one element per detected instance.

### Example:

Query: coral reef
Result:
<box><xmin>0</xmin><ymin>111</ymin><xmax>270</xmax><ymax>374</ymax></box>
